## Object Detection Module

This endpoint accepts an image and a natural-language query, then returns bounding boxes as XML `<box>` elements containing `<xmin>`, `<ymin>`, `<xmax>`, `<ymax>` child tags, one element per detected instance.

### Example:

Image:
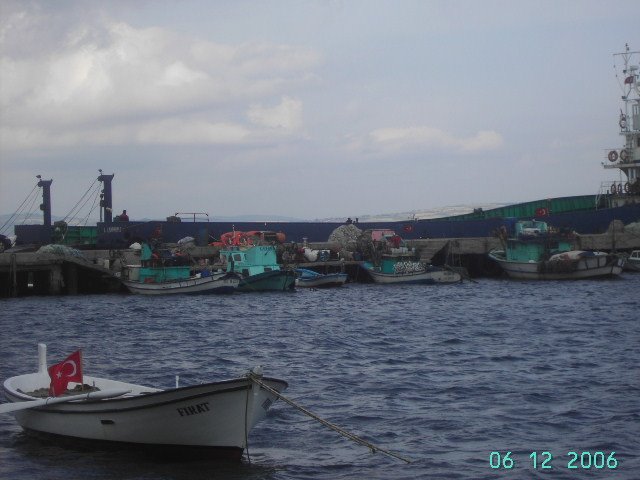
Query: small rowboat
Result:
<box><xmin>1</xmin><ymin>345</ymin><xmax>287</xmax><ymax>461</ymax></box>
<box><xmin>295</xmin><ymin>268</ymin><xmax>348</xmax><ymax>288</ymax></box>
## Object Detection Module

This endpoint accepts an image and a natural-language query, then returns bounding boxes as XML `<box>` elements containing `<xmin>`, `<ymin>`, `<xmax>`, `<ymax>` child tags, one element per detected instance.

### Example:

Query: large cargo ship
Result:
<box><xmin>10</xmin><ymin>46</ymin><xmax>640</xmax><ymax>248</ymax></box>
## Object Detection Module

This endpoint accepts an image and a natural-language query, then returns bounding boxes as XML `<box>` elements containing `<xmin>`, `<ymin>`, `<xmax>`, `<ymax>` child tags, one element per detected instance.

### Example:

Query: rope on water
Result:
<box><xmin>249</xmin><ymin>373</ymin><xmax>411</xmax><ymax>464</ymax></box>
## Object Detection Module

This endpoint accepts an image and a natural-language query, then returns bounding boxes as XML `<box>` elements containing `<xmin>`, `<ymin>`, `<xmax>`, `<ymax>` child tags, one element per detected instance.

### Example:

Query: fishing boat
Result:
<box><xmin>361</xmin><ymin>230</ymin><xmax>462</xmax><ymax>284</ymax></box>
<box><xmin>119</xmin><ymin>243</ymin><xmax>240</xmax><ymax>294</ymax></box>
<box><xmin>295</xmin><ymin>268</ymin><xmax>348</xmax><ymax>288</ymax></box>
<box><xmin>1</xmin><ymin>344</ymin><xmax>287</xmax><ymax>461</ymax></box>
<box><xmin>120</xmin><ymin>268</ymin><xmax>240</xmax><ymax>295</ymax></box>
<box><xmin>488</xmin><ymin>220</ymin><xmax>624</xmax><ymax>280</ymax></box>
<box><xmin>219</xmin><ymin>244</ymin><xmax>295</xmax><ymax>292</ymax></box>
<box><xmin>623</xmin><ymin>250</ymin><xmax>640</xmax><ymax>272</ymax></box>
<box><xmin>362</xmin><ymin>259</ymin><xmax>461</xmax><ymax>284</ymax></box>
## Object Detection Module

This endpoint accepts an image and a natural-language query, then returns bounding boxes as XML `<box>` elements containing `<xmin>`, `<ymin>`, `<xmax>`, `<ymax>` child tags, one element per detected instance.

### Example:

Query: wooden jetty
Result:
<box><xmin>0</xmin><ymin>250</ymin><xmax>122</xmax><ymax>297</ymax></box>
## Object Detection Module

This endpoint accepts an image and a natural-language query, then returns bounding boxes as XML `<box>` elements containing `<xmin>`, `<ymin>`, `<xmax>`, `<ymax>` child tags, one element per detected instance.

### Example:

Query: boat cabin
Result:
<box><xmin>505</xmin><ymin>220</ymin><xmax>574</xmax><ymax>262</ymax></box>
<box><xmin>219</xmin><ymin>245</ymin><xmax>282</xmax><ymax>278</ymax></box>
<box><xmin>122</xmin><ymin>243</ymin><xmax>193</xmax><ymax>283</ymax></box>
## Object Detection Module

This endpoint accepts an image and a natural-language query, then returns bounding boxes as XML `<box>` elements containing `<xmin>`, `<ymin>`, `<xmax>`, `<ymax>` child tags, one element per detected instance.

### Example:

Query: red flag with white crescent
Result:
<box><xmin>48</xmin><ymin>350</ymin><xmax>83</xmax><ymax>397</ymax></box>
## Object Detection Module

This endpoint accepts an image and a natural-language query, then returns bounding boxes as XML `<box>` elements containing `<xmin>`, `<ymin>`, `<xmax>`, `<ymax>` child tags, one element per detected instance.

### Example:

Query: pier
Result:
<box><xmin>0</xmin><ymin>250</ymin><xmax>123</xmax><ymax>297</ymax></box>
<box><xmin>1</xmin><ymin>224</ymin><xmax>638</xmax><ymax>297</ymax></box>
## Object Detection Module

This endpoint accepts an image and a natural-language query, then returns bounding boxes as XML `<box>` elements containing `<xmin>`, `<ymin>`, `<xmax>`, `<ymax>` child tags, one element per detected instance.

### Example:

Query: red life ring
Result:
<box><xmin>402</xmin><ymin>224</ymin><xmax>414</xmax><ymax>233</ymax></box>
<box><xmin>608</xmin><ymin>150</ymin><xmax>618</xmax><ymax>162</ymax></box>
<box><xmin>610</xmin><ymin>184</ymin><xmax>617</xmax><ymax>194</ymax></box>
<box><xmin>624</xmin><ymin>182</ymin><xmax>630</xmax><ymax>193</ymax></box>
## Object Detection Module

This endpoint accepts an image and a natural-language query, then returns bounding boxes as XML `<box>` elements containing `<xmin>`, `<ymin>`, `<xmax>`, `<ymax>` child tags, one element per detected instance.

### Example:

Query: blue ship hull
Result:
<box><xmin>13</xmin><ymin>197</ymin><xmax>640</xmax><ymax>247</ymax></box>
<box><xmin>89</xmin><ymin>202</ymin><xmax>640</xmax><ymax>247</ymax></box>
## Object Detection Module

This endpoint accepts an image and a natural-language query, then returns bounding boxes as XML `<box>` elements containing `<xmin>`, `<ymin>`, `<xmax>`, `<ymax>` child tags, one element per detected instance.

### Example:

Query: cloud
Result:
<box><xmin>0</xmin><ymin>7</ymin><xmax>321</xmax><ymax>151</ymax></box>
<box><xmin>362</xmin><ymin>126</ymin><xmax>504</xmax><ymax>154</ymax></box>
<box><xmin>247</xmin><ymin>96</ymin><xmax>303</xmax><ymax>132</ymax></box>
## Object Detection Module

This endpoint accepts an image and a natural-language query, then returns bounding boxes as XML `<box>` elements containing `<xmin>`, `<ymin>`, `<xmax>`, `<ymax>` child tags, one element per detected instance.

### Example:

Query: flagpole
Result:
<box><xmin>80</xmin><ymin>349</ymin><xmax>84</xmax><ymax>392</ymax></box>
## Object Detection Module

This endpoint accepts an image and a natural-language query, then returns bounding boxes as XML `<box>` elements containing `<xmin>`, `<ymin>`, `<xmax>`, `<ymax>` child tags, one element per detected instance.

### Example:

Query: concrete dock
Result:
<box><xmin>1</xmin><ymin>227</ymin><xmax>638</xmax><ymax>297</ymax></box>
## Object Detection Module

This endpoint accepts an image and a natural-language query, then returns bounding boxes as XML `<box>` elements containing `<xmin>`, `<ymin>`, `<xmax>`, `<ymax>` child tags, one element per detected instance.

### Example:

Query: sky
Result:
<box><xmin>0</xmin><ymin>0</ymin><xmax>638</xmax><ymax>222</ymax></box>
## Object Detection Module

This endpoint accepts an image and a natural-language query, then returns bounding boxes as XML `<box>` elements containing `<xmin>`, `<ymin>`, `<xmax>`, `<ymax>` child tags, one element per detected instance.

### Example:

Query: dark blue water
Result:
<box><xmin>1</xmin><ymin>276</ymin><xmax>638</xmax><ymax>479</ymax></box>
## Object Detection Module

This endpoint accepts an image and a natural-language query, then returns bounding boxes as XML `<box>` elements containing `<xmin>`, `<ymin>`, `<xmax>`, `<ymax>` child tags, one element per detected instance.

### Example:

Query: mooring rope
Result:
<box><xmin>249</xmin><ymin>374</ymin><xmax>411</xmax><ymax>464</ymax></box>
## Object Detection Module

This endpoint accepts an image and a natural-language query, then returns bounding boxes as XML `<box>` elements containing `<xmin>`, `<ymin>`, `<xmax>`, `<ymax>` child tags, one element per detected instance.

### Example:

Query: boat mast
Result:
<box><xmin>98</xmin><ymin>170</ymin><xmax>115</xmax><ymax>224</ymax></box>
<box><xmin>604</xmin><ymin>44</ymin><xmax>640</xmax><ymax>196</ymax></box>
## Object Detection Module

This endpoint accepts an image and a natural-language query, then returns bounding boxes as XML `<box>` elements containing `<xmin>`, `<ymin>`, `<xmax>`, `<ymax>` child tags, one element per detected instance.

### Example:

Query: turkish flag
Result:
<box><xmin>48</xmin><ymin>350</ymin><xmax>83</xmax><ymax>397</ymax></box>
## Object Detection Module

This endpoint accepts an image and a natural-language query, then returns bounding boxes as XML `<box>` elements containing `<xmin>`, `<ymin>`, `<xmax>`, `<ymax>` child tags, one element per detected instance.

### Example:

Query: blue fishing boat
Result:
<box><xmin>219</xmin><ymin>245</ymin><xmax>295</xmax><ymax>292</ymax></box>
<box><xmin>295</xmin><ymin>268</ymin><xmax>348</xmax><ymax>288</ymax></box>
<box><xmin>488</xmin><ymin>220</ymin><xmax>624</xmax><ymax>280</ymax></box>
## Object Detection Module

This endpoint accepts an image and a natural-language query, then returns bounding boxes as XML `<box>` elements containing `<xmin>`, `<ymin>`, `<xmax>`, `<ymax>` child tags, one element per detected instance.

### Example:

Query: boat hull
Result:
<box><xmin>488</xmin><ymin>251</ymin><xmax>624</xmax><ymax>280</ymax></box>
<box><xmin>363</xmin><ymin>266</ymin><xmax>462</xmax><ymax>284</ymax></box>
<box><xmin>295</xmin><ymin>270</ymin><xmax>348</xmax><ymax>288</ymax></box>
<box><xmin>121</xmin><ymin>272</ymin><xmax>240</xmax><ymax>295</ymax></box>
<box><xmin>238</xmin><ymin>270</ymin><xmax>296</xmax><ymax>292</ymax></box>
<box><xmin>3</xmin><ymin>374</ymin><xmax>286</xmax><ymax>457</ymax></box>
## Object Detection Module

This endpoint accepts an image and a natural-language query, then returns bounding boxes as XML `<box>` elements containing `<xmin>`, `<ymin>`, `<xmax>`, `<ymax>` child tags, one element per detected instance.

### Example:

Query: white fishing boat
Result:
<box><xmin>488</xmin><ymin>220</ymin><xmax>624</xmax><ymax>280</ymax></box>
<box><xmin>119</xmin><ymin>242</ymin><xmax>241</xmax><ymax>294</ymax></box>
<box><xmin>295</xmin><ymin>268</ymin><xmax>348</xmax><ymax>288</ymax></box>
<box><xmin>362</xmin><ymin>261</ymin><xmax>461</xmax><ymax>284</ymax></box>
<box><xmin>121</xmin><ymin>267</ymin><xmax>240</xmax><ymax>295</ymax></box>
<box><xmin>623</xmin><ymin>250</ymin><xmax>640</xmax><ymax>272</ymax></box>
<box><xmin>361</xmin><ymin>230</ymin><xmax>462</xmax><ymax>285</ymax></box>
<box><xmin>1</xmin><ymin>345</ymin><xmax>287</xmax><ymax>461</ymax></box>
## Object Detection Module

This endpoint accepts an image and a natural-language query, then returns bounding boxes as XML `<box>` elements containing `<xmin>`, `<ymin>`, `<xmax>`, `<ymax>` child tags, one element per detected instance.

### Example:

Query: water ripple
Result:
<box><xmin>1</xmin><ymin>276</ymin><xmax>639</xmax><ymax>479</ymax></box>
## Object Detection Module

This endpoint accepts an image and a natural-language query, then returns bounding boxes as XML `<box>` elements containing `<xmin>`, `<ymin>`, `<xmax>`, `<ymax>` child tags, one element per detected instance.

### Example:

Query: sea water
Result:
<box><xmin>0</xmin><ymin>275</ymin><xmax>638</xmax><ymax>479</ymax></box>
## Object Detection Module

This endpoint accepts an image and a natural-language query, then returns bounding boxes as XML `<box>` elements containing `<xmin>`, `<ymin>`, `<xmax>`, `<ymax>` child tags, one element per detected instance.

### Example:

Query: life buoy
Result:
<box><xmin>402</xmin><ymin>224</ymin><xmax>414</xmax><ymax>233</ymax></box>
<box><xmin>617</xmin><ymin>183</ymin><xmax>623</xmax><ymax>194</ymax></box>
<box><xmin>619</xmin><ymin>117</ymin><xmax>627</xmax><ymax>129</ymax></box>
<box><xmin>610</xmin><ymin>184</ymin><xmax>617</xmax><ymax>194</ymax></box>
<box><xmin>620</xmin><ymin>149</ymin><xmax>629</xmax><ymax>162</ymax></box>
<box><xmin>608</xmin><ymin>150</ymin><xmax>618</xmax><ymax>162</ymax></box>
<box><xmin>624</xmin><ymin>182</ymin><xmax>630</xmax><ymax>193</ymax></box>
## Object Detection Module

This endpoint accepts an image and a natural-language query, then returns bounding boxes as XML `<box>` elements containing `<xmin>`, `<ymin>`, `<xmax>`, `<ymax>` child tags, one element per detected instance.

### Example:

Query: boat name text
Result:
<box><xmin>176</xmin><ymin>401</ymin><xmax>210</xmax><ymax>417</ymax></box>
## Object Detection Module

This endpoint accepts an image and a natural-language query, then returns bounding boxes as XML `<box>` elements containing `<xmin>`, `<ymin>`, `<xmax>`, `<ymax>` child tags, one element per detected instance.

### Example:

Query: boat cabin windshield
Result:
<box><xmin>515</xmin><ymin>220</ymin><xmax>548</xmax><ymax>237</ymax></box>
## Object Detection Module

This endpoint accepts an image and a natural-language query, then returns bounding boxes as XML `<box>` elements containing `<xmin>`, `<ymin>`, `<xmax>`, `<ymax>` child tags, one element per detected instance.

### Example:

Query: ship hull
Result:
<box><xmin>14</xmin><ymin>195</ymin><xmax>640</xmax><ymax>247</ymax></box>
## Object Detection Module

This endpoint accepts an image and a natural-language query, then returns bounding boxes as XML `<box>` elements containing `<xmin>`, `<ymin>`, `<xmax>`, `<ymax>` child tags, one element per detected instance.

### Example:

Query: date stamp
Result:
<box><xmin>489</xmin><ymin>451</ymin><xmax>619</xmax><ymax>470</ymax></box>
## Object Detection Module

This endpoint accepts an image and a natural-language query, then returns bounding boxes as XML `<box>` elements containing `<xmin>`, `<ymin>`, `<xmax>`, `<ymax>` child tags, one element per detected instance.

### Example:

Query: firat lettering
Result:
<box><xmin>176</xmin><ymin>402</ymin><xmax>211</xmax><ymax>417</ymax></box>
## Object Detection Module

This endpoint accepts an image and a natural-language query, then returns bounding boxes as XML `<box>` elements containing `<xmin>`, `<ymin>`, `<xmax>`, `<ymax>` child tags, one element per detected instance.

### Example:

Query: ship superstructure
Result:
<box><xmin>604</xmin><ymin>44</ymin><xmax>640</xmax><ymax>203</ymax></box>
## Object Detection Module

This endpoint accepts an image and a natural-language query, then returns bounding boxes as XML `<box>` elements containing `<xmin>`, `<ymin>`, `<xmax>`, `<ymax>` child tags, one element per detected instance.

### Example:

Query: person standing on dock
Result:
<box><xmin>118</xmin><ymin>210</ymin><xmax>129</xmax><ymax>221</ymax></box>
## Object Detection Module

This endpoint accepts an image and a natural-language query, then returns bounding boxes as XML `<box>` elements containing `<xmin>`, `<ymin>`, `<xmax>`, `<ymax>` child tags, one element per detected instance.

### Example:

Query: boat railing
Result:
<box><xmin>171</xmin><ymin>212</ymin><xmax>210</xmax><ymax>222</ymax></box>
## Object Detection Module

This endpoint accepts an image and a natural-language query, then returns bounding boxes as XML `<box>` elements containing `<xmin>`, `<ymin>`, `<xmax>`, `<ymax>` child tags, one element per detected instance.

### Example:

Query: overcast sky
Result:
<box><xmin>0</xmin><ymin>0</ymin><xmax>637</xmax><ymax>221</ymax></box>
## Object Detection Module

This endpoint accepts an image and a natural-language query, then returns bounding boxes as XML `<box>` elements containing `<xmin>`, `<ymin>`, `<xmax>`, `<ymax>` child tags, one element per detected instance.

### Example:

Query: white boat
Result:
<box><xmin>623</xmin><ymin>250</ymin><xmax>640</xmax><ymax>272</ymax></box>
<box><xmin>1</xmin><ymin>345</ymin><xmax>287</xmax><ymax>461</ymax></box>
<box><xmin>119</xmin><ymin>242</ymin><xmax>241</xmax><ymax>294</ymax></box>
<box><xmin>121</xmin><ymin>267</ymin><xmax>240</xmax><ymax>295</ymax></box>
<box><xmin>362</xmin><ymin>261</ymin><xmax>462</xmax><ymax>284</ymax></box>
<box><xmin>295</xmin><ymin>268</ymin><xmax>349</xmax><ymax>288</ymax></box>
<box><xmin>488</xmin><ymin>220</ymin><xmax>624</xmax><ymax>280</ymax></box>
<box><xmin>360</xmin><ymin>229</ymin><xmax>462</xmax><ymax>285</ymax></box>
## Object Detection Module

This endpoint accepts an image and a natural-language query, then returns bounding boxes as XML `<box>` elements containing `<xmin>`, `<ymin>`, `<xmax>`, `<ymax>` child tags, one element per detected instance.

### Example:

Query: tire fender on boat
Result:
<box><xmin>620</xmin><ymin>149</ymin><xmax>629</xmax><ymax>162</ymax></box>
